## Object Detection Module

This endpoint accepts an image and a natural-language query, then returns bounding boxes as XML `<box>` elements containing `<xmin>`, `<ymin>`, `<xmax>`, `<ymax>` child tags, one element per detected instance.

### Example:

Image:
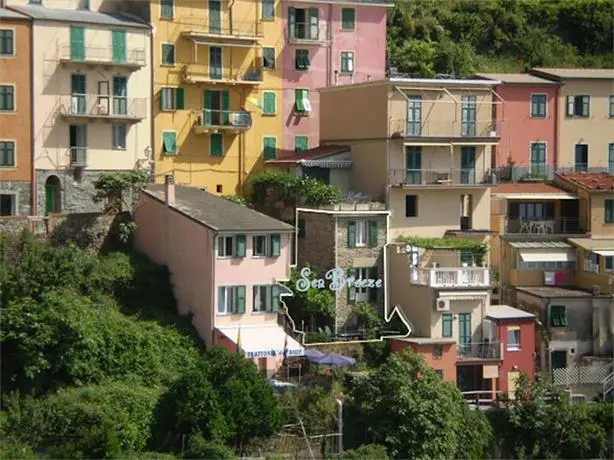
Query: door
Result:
<box><xmin>208</xmin><ymin>0</ymin><xmax>221</xmax><ymax>34</ymax></box>
<box><xmin>69</xmin><ymin>125</ymin><xmax>87</xmax><ymax>166</ymax></box>
<box><xmin>574</xmin><ymin>144</ymin><xmax>588</xmax><ymax>172</ymax></box>
<box><xmin>70</xmin><ymin>26</ymin><xmax>85</xmax><ymax>61</ymax></box>
<box><xmin>530</xmin><ymin>143</ymin><xmax>547</xmax><ymax>177</ymax></box>
<box><xmin>355</xmin><ymin>267</ymin><xmax>369</xmax><ymax>302</ymax></box>
<box><xmin>461</xmin><ymin>146</ymin><xmax>476</xmax><ymax>184</ymax></box>
<box><xmin>71</xmin><ymin>74</ymin><xmax>86</xmax><ymax>114</ymax></box>
<box><xmin>560</xmin><ymin>199</ymin><xmax>580</xmax><ymax>233</ymax></box>
<box><xmin>507</xmin><ymin>371</ymin><xmax>520</xmax><ymax>399</ymax></box>
<box><xmin>112</xmin><ymin>77</ymin><xmax>127</xmax><ymax>115</ymax></box>
<box><xmin>112</xmin><ymin>30</ymin><xmax>126</xmax><ymax>63</ymax></box>
<box><xmin>406</xmin><ymin>96</ymin><xmax>422</xmax><ymax>136</ymax></box>
<box><xmin>458</xmin><ymin>313</ymin><xmax>472</xmax><ymax>353</ymax></box>
<box><xmin>551</xmin><ymin>350</ymin><xmax>567</xmax><ymax>370</ymax></box>
<box><xmin>204</xmin><ymin>90</ymin><xmax>222</xmax><ymax>126</ymax></box>
<box><xmin>209</xmin><ymin>46</ymin><xmax>222</xmax><ymax>80</ymax></box>
<box><xmin>45</xmin><ymin>176</ymin><xmax>61</xmax><ymax>214</ymax></box>
<box><xmin>97</xmin><ymin>81</ymin><xmax>109</xmax><ymax>115</ymax></box>
<box><xmin>405</xmin><ymin>146</ymin><xmax>422</xmax><ymax>184</ymax></box>
<box><xmin>461</xmin><ymin>96</ymin><xmax>476</xmax><ymax>136</ymax></box>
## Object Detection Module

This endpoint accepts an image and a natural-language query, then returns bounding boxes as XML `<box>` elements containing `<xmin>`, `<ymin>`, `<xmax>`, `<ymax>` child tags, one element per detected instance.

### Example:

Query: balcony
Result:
<box><xmin>180</xmin><ymin>64</ymin><xmax>262</xmax><ymax>85</ymax></box>
<box><xmin>58</xmin><ymin>95</ymin><xmax>147</xmax><ymax>123</ymax></box>
<box><xmin>389</xmin><ymin>168</ymin><xmax>496</xmax><ymax>187</ymax></box>
<box><xmin>457</xmin><ymin>341</ymin><xmax>502</xmax><ymax>362</ymax></box>
<box><xmin>69</xmin><ymin>147</ymin><xmax>87</xmax><ymax>167</ymax></box>
<box><xmin>288</xmin><ymin>22</ymin><xmax>324</xmax><ymax>44</ymax></box>
<box><xmin>410</xmin><ymin>267</ymin><xmax>490</xmax><ymax>288</ymax></box>
<box><xmin>193</xmin><ymin>109</ymin><xmax>252</xmax><ymax>134</ymax></box>
<box><xmin>389</xmin><ymin>119</ymin><xmax>501</xmax><ymax>140</ymax></box>
<box><xmin>179</xmin><ymin>17</ymin><xmax>263</xmax><ymax>43</ymax></box>
<box><xmin>493</xmin><ymin>165</ymin><xmax>611</xmax><ymax>182</ymax></box>
<box><xmin>505</xmin><ymin>217</ymin><xmax>584</xmax><ymax>235</ymax></box>
<box><xmin>58</xmin><ymin>45</ymin><xmax>146</xmax><ymax>70</ymax></box>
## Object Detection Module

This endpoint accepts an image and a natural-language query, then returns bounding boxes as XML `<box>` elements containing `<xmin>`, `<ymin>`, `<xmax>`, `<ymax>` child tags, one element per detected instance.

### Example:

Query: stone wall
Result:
<box><xmin>0</xmin><ymin>180</ymin><xmax>32</xmax><ymax>216</ymax></box>
<box><xmin>36</xmin><ymin>170</ymin><xmax>108</xmax><ymax>216</ymax></box>
<box><xmin>297</xmin><ymin>211</ymin><xmax>336</xmax><ymax>277</ymax></box>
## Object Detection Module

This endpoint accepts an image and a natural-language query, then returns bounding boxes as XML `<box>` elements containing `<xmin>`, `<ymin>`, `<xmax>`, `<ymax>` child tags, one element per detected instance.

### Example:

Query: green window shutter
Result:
<box><xmin>235</xmin><ymin>234</ymin><xmax>246</xmax><ymax>257</ymax></box>
<box><xmin>295</xmin><ymin>136</ymin><xmax>308</xmax><ymax>153</ymax></box>
<box><xmin>550</xmin><ymin>305</ymin><xmax>567</xmax><ymax>327</ymax></box>
<box><xmin>347</xmin><ymin>268</ymin><xmax>357</xmax><ymax>304</ymax></box>
<box><xmin>163</xmin><ymin>131</ymin><xmax>176</xmax><ymax>154</ymax></box>
<box><xmin>309</xmin><ymin>8</ymin><xmax>319</xmax><ymax>40</ymax></box>
<box><xmin>204</xmin><ymin>90</ymin><xmax>213</xmax><ymax>125</ymax></box>
<box><xmin>442</xmin><ymin>313</ymin><xmax>452</xmax><ymax>337</ymax></box>
<box><xmin>70</xmin><ymin>26</ymin><xmax>85</xmax><ymax>61</ymax></box>
<box><xmin>295</xmin><ymin>88</ymin><xmax>305</xmax><ymax>112</ymax></box>
<box><xmin>369</xmin><ymin>220</ymin><xmax>378</xmax><ymax>246</ymax></box>
<box><xmin>341</xmin><ymin>8</ymin><xmax>355</xmax><ymax>30</ymax></box>
<box><xmin>347</xmin><ymin>221</ymin><xmax>356</xmax><ymax>248</ymax></box>
<box><xmin>271</xmin><ymin>234</ymin><xmax>281</xmax><ymax>257</ymax></box>
<box><xmin>210</xmin><ymin>133</ymin><xmax>223</xmax><ymax>157</ymax></box>
<box><xmin>235</xmin><ymin>286</ymin><xmax>246</xmax><ymax>314</ymax></box>
<box><xmin>176</xmin><ymin>87</ymin><xmax>184</xmax><ymax>109</ymax></box>
<box><xmin>369</xmin><ymin>267</ymin><xmax>378</xmax><ymax>302</ymax></box>
<box><xmin>112</xmin><ymin>30</ymin><xmax>126</xmax><ymax>63</ymax></box>
<box><xmin>288</xmin><ymin>7</ymin><xmax>296</xmax><ymax>39</ymax></box>
<box><xmin>271</xmin><ymin>285</ymin><xmax>281</xmax><ymax>312</ymax></box>
<box><xmin>221</xmin><ymin>90</ymin><xmax>230</xmax><ymax>124</ymax></box>
<box><xmin>263</xmin><ymin>137</ymin><xmax>277</xmax><ymax>160</ymax></box>
<box><xmin>605</xmin><ymin>200</ymin><xmax>614</xmax><ymax>223</ymax></box>
<box><xmin>263</xmin><ymin>92</ymin><xmax>276</xmax><ymax>114</ymax></box>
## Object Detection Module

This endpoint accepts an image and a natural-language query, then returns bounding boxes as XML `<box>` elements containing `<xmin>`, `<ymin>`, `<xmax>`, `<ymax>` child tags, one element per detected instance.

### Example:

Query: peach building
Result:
<box><xmin>134</xmin><ymin>175</ymin><xmax>304</xmax><ymax>376</ymax></box>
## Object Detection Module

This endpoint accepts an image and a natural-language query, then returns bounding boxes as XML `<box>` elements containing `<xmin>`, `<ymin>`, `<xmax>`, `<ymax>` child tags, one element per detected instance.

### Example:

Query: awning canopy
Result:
<box><xmin>191</xmin><ymin>38</ymin><xmax>258</xmax><ymax>48</ymax></box>
<box><xmin>216</xmin><ymin>325</ymin><xmax>304</xmax><ymax>359</ymax></box>
<box><xmin>594</xmin><ymin>250</ymin><xmax>614</xmax><ymax>256</ymax></box>
<box><xmin>300</xmin><ymin>159</ymin><xmax>352</xmax><ymax>168</ymax></box>
<box><xmin>519</xmin><ymin>249</ymin><xmax>577</xmax><ymax>262</ymax></box>
<box><xmin>568</xmin><ymin>238</ymin><xmax>614</xmax><ymax>251</ymax></box>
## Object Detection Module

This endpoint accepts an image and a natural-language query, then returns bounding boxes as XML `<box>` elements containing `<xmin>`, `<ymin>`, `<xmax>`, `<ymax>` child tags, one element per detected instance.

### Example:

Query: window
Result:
<box><xmin>433</xmin><ymin>344</ymin><xmax>443</xmax><ymax>359</ymax></box>
<box><xmin>209</xmin><ymin>46</ymin><xmax>223</xmax><ymax>80</ymax></box>
<box><xmin>160</xmin><ymin>87</ymin><xmax>184</xmax><ymax>111</ymax></box>
<box><xmin>461</xmin><ymin>95</ymin><xmax>476</xmax><ymax>136</ymax></box>
<box><xmin>295</xmin><ymin>49</ymin><xmax>309</xmax><ymax>70</ymax></box>
<box><xmin>288</xmin><ymin>7</ymin><xmax>318</xmax><ymax>40</ymax></box>
<box><xmin>298</xmin><ymin>219</ymin><xmax>306</xmax><ymax>238</ymax></box>
<box><xmin>210</xmin><ymin>133</ymin><xmax>223</xmax><ymax>157</ymax></box>
<box><xmin>70</xmin><ymin>26</ymin><xmax>85</xmax><ymax>61</ymax></box>
<box><xmin>341</xmin><ymin>8</ymin><xmax>356</xmax><ymax>30</ymax></box>
<box><xmin>217</xmin><ymin>234</ymin><xmax>247</xmax><ymax>258</ymax></box>
<box><xmin>347</xmin><ymin>267</ymin><xmax>378</xmax><ymax>303</ymax></box>
<box><xmin>442</xmin><ymin>313</ymin><xmax>452</xmax><ymax>337</ymax></box>
<box><xmin>574</xmin><ymin>144</ymin><xmax>588</xmax><ymax>172</ymax></box>
<box><xmin>0</xmin><ymin>85</ymin><xmax>14</xmax><ymax>111</ymax></box>
<box><xmin>347</xmin><ymin>220</ymin><xmax>378</xmax><ymax>248</ymax></box>
<box><xmin>294</xmin><ymin>88</ymin><xmax>310</xmax><ymax>114</ymax></box>
<box><xmin>294</xmin><ymin>136</ymin><xmax>308</xmax><ymax>153</ymax></box>
<box><xmin>405</xmin><ymin>195</ymin><xmax>417</xmax><ymax>217</ymax></box>
<box><xmin>161</xmin><ymin>0</ymin><xmax>174</xmax><ymax>19</ymax></box>
<box><xmin>112</xmin><ymin>30</ymin><xmax>126</xmax><ymax>63</ymax></box>
<box><xmin>162</xmin><ymin>131</ymin><xmax>176</xmax><ymax>155</ymax></box>
<box><xmin>252</xmin><ymin>235</ymin><xmax>268</xmax><ymax>257</ymax></box>
<box><xmin>161</xmin><ymin>43</ymin><xmax>175</xmax><ymax>65</ymax></box>
<box><xmin>0</xmin><ymin>30</ymin><xmax>14</xmax><ymax>56</ymax></box>
<box><xmin>530</xmin><ymin>94</ymin><xmax>547</xmax><ymax>118</ymax></box>
<box><xmin>217</xmin><ymin>286</ymin><xmax>246</xmax><ymax>314</ymax></box>
<box><xmin>262</xmin><ymin>136</ymin><xmax>277</xmax><ymax>160</ymax></box>
<box><xmin>530</xmin><ymin>142</ymin><xmax>547</xmax><ymax>176</ymax></box>
<box><xmin>262</xmin><ymin>0</ymin><xmax>275</xmax><ymax>19</ymax></box>
<box><xmin>507</xmin><ymin>326</ymin><xmax>521</xmax><ymax>351</ymax></box>
<box><xmin>609</xmin><ymin>143</ymin><xmax>614</xmax><ymax>175</ymax></box>
<box><xmin>566</xmin><ymin>95</ymin><xmax>590</xmax><ymax>117</ymax></box>
<box><xmin>0</xmin><ymin>141</ymin><xmax>15</xmax><ymax>167</ymax></box>
<box><xmin>340</xmin><ymin>51</ymin><xmax>354</xmax><ymax>74</ymax></box>
<box><xmin>605</xmin><ymin>199</ymin><xmax>614</xmax><ymax>223</ymax></box>
<box><xmin>112</xmin><ymin>124</ymin><xmax>126</xmax><ymax>150</ymax></box>
<box><xmin>253</xmin><ymin>285</ymin><xmax>281</xmax><ymax>312</ymax></box>
<box><xmin>112</xmin><ymin>76</ymin><xmax>127</xmax><ymax>115</ymax></box>
<box><xmin>262</xmin><ymin>47</ymin><xmax>275</xmax><ymax>69</ymax></box>
<box><xmin>585</xmin><ymin>252</ymin><xmax>600</xmax><ymax>273</ymax></box>
<box><xmin>605</xmin><ymin>256</ymin><xmax>614</xmax><ymax>271</ymax></box>
<box><xmin>406</xmin><ymin>96</ymin><xmax>422</xmax><ymax>136</ymax></box>
<box><xmin>263</xmin><ymin>92</ymin><xmax>276</xmax><ymax>115</ymax></box>
<box><xmin>609</xmin><ymin>96</ymin><xmax>614</xmax><ymax>118</ymax></box>
<box><xmin>0</xmin><ymin>194</ymin><xmax>15</xmax><ymax>216</ymax></box>
<box><xmin>550</xmin><ymin>305</ymin><xmax>568</xmax><ymax>327</ymax></box>
<box><xmin>435</xmin><ymin>369</ymin><xmax>444</xmax><ymax>378</ymax></box>
<box><xmin>460</xmin><ymin>250</ymin><xmax>473</xmax><ymax>266</ymax></box>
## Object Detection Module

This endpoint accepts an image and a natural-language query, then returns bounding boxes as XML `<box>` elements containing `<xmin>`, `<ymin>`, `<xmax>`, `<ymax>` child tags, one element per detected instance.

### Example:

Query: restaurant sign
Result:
<box><xmin>295</xmin><ymin>267</ymin><xmax>383</xmax><ymax>294</ymax></box>
<box><xmin>245</xmin><ymin>349</ymin><xmax>304</xmax><ymax>359</ymax></box>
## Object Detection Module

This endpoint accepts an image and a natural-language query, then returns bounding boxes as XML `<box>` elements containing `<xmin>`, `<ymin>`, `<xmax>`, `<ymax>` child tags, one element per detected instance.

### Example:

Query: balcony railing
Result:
<box><xmin>181</xmin><ymin>64</ymin><xmax>263</xmax><ymax>84</ymax></box>
<box><xmin>70</xmin><ymin>147</ymin><xmax>87</xmax><ymax>167</ymax></box>
<box><xmin>59</xmin><ymin>95</ymin><xmax>147</xmax><ymax>121</ymax></box>
<box><xmin>288</xmin><ymin>22</ymin><xmax>322</xmax><ymax>41</ymax></box>
<box><xmin>410</xmin><ymin>267</ymin><xmax>490</xmax><ymax>288</ymax></box>
<box><xmin>194</xmin><ymin>109</ymin><xmax>252</xmax><ymax>132</ymax></box>
<box><xmin>457</xmin><ymin>341</ymin><xmax>502</xmax><ymax>361</ymax></box>
<box><xmin>389</xmin><ymin>168</ymin><xmax>496</xmax><ymax>186</ymax></box>
<box><xmin>390</xmin><ymin>119</ymin><xmax>501</xmax><ymax>138</ymax></box>
<box><xmin>178</xmin><ymin>17</ymin><xmax>262</xmax><ymax>39</ymax></box>
<box><xmin>59</xmin><ymin>45</ymin><xmax>146</xmax><ymax>68</ymax></box>
<box><xmin>505</xmin><ymin>217</ymin><xmax>583</xmax><ymax>235</ymax></box>
<box><xmin>492</xmin><ymin>165</ymin><xmax>612</xmax><ymax>182</ymax></box>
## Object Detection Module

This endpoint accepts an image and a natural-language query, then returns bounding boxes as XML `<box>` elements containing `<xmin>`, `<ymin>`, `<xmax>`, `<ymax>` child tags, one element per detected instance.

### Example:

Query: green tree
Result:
<box><xmin>344</xmin><ymin>349</ymin><xmax>491</xmax><ymax>459</ymax></box>
<box><xmin>343</xmin><ymin>444</ymin><xmax>389</xmax><ymax>459</ymax></box>
<box><xmin>92</xmin><ymin>169</ymin><xmax>148</xmax><ymax>213</ymax></box>
<box><xmin>283</xmin><ymin>267</ymin><xmax>335</xmax><ymax>331</ymax></box>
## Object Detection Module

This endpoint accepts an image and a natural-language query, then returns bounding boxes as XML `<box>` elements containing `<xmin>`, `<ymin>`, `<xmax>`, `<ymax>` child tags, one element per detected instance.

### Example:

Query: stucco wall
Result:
<box><xmin>390</xmin><ymin>340</ymin><xmax>457</xmax><ymax>384</ymax></box>
<box><xmin>496</xmin><ymin>318</ymin><xmax>536</xmax><ymax>392</ymax></box>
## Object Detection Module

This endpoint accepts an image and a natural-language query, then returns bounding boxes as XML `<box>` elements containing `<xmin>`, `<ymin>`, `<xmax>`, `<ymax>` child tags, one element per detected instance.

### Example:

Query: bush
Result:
<box><xmin>184</xmin><ymin>433</ymin><xmax>236</xmax><ymax>460</ymax></box>
<box><xmin>343</xmin><ymin>443</ymin><xmax>389</xmax><ymax>459</ymax></box>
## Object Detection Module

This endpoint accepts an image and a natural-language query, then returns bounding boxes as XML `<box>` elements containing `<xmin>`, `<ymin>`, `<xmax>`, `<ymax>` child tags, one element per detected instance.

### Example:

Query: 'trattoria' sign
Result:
<box><xmin>295</xmin><ymin>267</ymin><xmax>383</xmax><ymax>294</ymax></box>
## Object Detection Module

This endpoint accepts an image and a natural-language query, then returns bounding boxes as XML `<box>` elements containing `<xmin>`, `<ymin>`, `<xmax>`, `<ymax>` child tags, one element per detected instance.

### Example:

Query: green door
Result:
<box><xmin>45</xmin><ymin>184</ymin><xmax>54</xmax><ymax>214</ymax></box>
<box><xmin>458</xmin><ymin>313</ymin><xmax>471</xmax><ymax>353</ymax></box>
<box><xmin>71</xmin><ymin>74</ymin><xmax>86</xmax><ymax>114</ymax></box>
<box><xmin>405</xmin><ymin>146</ymin><xmax>422</xmax><ymax>184</ymax></box>
<box><xmin>112</xmin><ymin>30</ymin><xmax>126</xmax><ymax>63</ymax></box>
<box><xmin>460</xmin><ymin>146</ymin><xmax>476</xmax><ymax>184</ymax></box>
<box><xmin>70</xmin><ymin>26</ymin><xmax>85</xmax><ymax>61</ymax></box>
<box><xmin>209</xmin><ymin>0</ymin><xmax>221</xmax><ymax>34</ymax></box>
<box><xmin>221</xmin><ymin>90</ymin><xmax>229</xmax><ymax>125</ymax></box>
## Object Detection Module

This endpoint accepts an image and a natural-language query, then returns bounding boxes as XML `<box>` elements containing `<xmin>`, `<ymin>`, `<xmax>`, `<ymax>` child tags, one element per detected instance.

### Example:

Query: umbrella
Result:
<box><xmin>304</xmin><ymin>348</ymin><xmax>327</xmax><ymax>362</ymax></box>
<box><xmin>314</xmin><ymin>352</ymin><xmax>356</xmax><ymax>367</ymax></box>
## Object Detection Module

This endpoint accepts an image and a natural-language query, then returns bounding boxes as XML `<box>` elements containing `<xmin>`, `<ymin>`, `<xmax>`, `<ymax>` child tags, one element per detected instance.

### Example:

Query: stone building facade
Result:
<box><xmin>296</xmin><ymin>206</ymin><xmax>390</xmax><ymax>331</ymax></box>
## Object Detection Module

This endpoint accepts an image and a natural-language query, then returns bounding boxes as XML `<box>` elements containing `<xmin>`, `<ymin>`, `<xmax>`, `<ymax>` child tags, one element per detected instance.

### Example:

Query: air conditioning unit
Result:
<box><xmin>544</xmin><ymin>271</ymin><xmax>555</xmax><ymax>286</ymax></box>
<box><xmin>436</xmin><ymin>298</ymin><xmax>450</xmax><ymax>312</ymax></box>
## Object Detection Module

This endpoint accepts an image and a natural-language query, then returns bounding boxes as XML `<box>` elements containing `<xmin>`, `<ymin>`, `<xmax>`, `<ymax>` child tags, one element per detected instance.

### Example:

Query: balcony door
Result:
<box><xmin>355</xmin><ymin>267</ymin><xmax>369</xmax><ymax>303</ymax></box>
<box><xmin>574</xmin><ymin>144</ymin><xmax>588</xmax><ymax>172</ymax></box>
<box><xmin>405</xmin><ymin>146</ymin><xmax>422</xmax><ymax>184</ymax></box>
<box><xmin>204</xmin><ymin>89</ymin><xmax>229</xmax><ymax>126</ymax></box>
<box><xmin>208</xmin><ymin>0</ymin><xmax>221</xmax><ymax>34</ymax></box>
<box><xmin>460</xmin><ymin>146</ymin><xmax>476</xmax><ymax>184</ymax></box>
<box><xmin>113</xmin><ymin>77</ymin><xmax>127</xmax><ymax>115</ymax></box>
<box><xmin>69</xmin><ymin>124</ymin><xmax>87</xmax><ymax>165</ymax></box>
<box><xmin>406</xmin><ymin>96</ymin><xmax>422</xmax><ymax>136</ymax></box>
<box><xmin>458</xmin><ymin>312</ymin><xmax>471</xmax><ymax>352</ymax></box>
<box><xmin>71</xmin><ymin>74</ymin><xmax>86</xmax><ymax>114</ymax></box>
<box><xmin>461</xmin><ymin>96</ymin><xmax>476</xmax><ymax>136</ymax></box>
<box><xmin>209</xmin><ymin>46</ymin><xmax>223</xmax><ymax>80</ymax></box>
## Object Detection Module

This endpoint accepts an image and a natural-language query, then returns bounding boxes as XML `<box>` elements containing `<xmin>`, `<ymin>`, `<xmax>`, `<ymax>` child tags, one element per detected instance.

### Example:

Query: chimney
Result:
<box><xmin>165</xmin><ymin>174</ymin><xmax>175</xmax><ymax>207</ymax></box>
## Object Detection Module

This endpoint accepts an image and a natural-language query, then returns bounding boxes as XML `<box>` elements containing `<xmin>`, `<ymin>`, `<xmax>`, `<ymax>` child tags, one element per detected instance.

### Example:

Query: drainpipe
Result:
<box><xmin>326</xmin><ymin>2</ymin><xmax>332</xmax><ymax>87</ymax></box>
<box><xmin>149</xmin><ymin>23</ymin><xmax>155</xmax><ymax>183</ymax></box>
<box><xmin>553</xmin><ymin>84</ymin><xmax>560</xmax><ymax>168</ymax></box>
<box><xmin>29</xmin><ymin>19</ymin><xmax>36</xmax><ymax>215</ymax></box>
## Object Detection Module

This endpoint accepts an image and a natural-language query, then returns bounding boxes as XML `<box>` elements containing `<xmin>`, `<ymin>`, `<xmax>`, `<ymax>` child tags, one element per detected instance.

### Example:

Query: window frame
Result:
<box><xmin>161</xmin><ymin>130</ymin><xmax>177</xmax><ymax>155</ymax></box>
<box><xmin>340</xmin><ymin>7</ymin><xmax>356</xmax><ymax>31</ymax></box>
<box><xmin>529</xmin><ymin>141</ymin><xmax>547</xmax><ymax>176</ymax></box>
<box><xmin>210</xmin><ymin>133</ymin><xmax>224</xmax><ymax>157</ymax></box>
<box><xmin>354</xmin><ymin>220</ymin><xmax>368</xmax><ymax>247</ymax></box>
<box><xmin>0</xmin><ymin>140</ymin><xmax>16</xmax><ymax>168</ymax></box>
<box><xmin>217</xmin><ymin>285</ymin><xmax>246</xmax><ymax>315</ymax></box>
<box><xmin>605</xmin><ymin>255</ymin><xmax>614</xmax><ymax>271</ymax></box>
<box><xmin>262</xmin><ymin>136</ymin><xmax>277</xmax><ymax>161</ymax></box>
<box><xmin>605</xmin><ymin>199</ymin><xmax>614</xmax><ymax>224</ymax></box>
<box><xmin>294</xmin><ymin>48</ymin><xmax>310</xmax><ymax>71</ymax></box>
<box><xmin>262</xmin><ymin>91</ymin><xmax>276</xmax><ymax>115</ymax></box>
<box><xmin>506</xmin><ymin>326</ymin><xmax>521</xmax><ymax>351</ymax></box>
<box><xmin>608</xmin><ymin>143</ymin><xmax>614</xmax><ymax>175</ymax></box>
<box><xmin>340</xmin><ymin>50</ymin><xmax>355</xmax><ymax>75</ymax></box>
<box><xmin>550</xmin><ymin>305</ymin><xmax>568</xmax><ymax>327</ymax></box>
<box><xmin>442</xmin><ymin>313</ymin><xmax>453</xmax><ymax>337</ymax></box>
<box><xmin>161</xmin><ymin>43</ymin><xmax>175</xmax><ymax>66</ymax></box>
<box><xmin>261</xmin><ymin>0</ymin><xmax>275</xmax><ymax>20</ymax></box>
<box><xmin>262</xmin><ymin>46</ymin><xmax>276</xmax><ymax>69</ymax></box>
<box><xmin>609</xmin><ymin>95</ymin><xmax>614</xmax><ymax>118</ymax></box>
<box><xmin>217</xmin><ymin>235</ymin><xmax>236</xmax><ymax>258</ymax></box>
<box><xmin>566</xmin><ymin>95</ymin><xmax>590</xmax><ymax>118</ymax></box>
<box><xmin>294</xmin><ymin>88</ymin><xmax>310</xmax><ymax>115</ymax></box>
<box><xmin>530</xmin><ymin>93</ymin><xmax>547</xmax><ymax>118</ymax></box>
<box><xmin>0</xmin><ymin>29</ymin><xmax>15</xmax><ymax>57</ymax></box>
<box><xmin>405</xmin><ymin>194</ymin><xmax>418</xmax><ymax>217</ymax></box>
<box><xmin>252</xmin><ymin>235</ymin><xmax>268</xmax><ymax>258</ymax></box>
<box><xmin>294</xmin><ymin>135</ymin><xmax>309</xmax><ymax>153</ymax></box>
<box><xmin>0</xmin><ymin>193</ymin><xmax>17</xmax><ymax>216</ymax></box>
<box><xmin>160</xmin><ymin>87</ymin><xmax>184</xmax><ymax>111</ymax></box>
<box><xmin>160</xmin><ymin>0</ymin><xmax>174</xmax><ymax>19</ymax></box>
<box><xmin>111</xmin><ymin>124</ymin><xmax>127</xmax><ymax>150</ymax></box>
<box><xmin>0</xmin><ymin>84</ymin><xmax>15</xmax><ymax>111</ymax></box>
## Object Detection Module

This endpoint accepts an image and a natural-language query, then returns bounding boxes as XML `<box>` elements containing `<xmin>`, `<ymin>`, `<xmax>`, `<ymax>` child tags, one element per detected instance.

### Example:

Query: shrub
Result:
<box><xmin>343</xmin><ymin>443</ymin><xmax>389</xmax><ymax>459</ymax></box>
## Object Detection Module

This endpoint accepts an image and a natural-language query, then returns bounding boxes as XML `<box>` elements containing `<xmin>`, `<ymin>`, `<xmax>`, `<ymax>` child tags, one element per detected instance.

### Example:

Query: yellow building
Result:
<box><xmin>152</xmin><ymin>0</ymin><xmax>282</xmax><ymax>195</ymax></box>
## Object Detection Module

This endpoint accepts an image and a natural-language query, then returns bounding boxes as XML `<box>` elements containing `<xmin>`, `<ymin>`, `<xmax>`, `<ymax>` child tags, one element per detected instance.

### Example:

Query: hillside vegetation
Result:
<box><xmin>388</xmin><ymin>0</ymin><xmax>613</xmax><ymax>77</ymax></box>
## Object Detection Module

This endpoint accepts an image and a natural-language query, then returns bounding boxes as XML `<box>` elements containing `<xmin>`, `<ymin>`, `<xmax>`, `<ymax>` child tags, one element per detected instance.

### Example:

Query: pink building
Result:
<box><xmin>281</xmin><ymin>0</ymin><xmax>389</xmax><ymax>150</ymax></box>
<box><xmin>134</xmin><ymin>175</ymin><xmax>303</xmax><ymax>376</ymax></box>
<box><xmin>475</xmin><ymin>73</ymin><xmax>560</xmax><ymax>177</ymax></box>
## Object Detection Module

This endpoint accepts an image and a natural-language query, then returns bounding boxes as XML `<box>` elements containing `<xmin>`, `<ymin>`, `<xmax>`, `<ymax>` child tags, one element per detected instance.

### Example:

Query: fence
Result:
<box><xmin>552</xmin><ymin>364</ymin><xmax>613</xmax><ymax>386</ymax></box>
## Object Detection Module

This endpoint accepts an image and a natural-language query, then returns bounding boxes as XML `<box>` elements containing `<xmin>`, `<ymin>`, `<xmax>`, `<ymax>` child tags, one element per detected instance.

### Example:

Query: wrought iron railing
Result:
<box><xmin>457</xmin><ymin>341</ymin><xmax>502</xmax><ymax>361</ymax></box>
<box><xmin>70</xmin><ymin>147</ymin><xmax>87</xmax><ymax>167</ymax></box>
<box><xmin>59</xmin><ymin>44</ymin><xmax>146</xmax><ymax>66</ymax></box>
<box><xmin>195</xmin><ymin>109</ymin><xmax>252</xmax><ymax>129</ymax></box>
<box><xmin>389</xmin><ymin>168</ymin><xmax>497</xmax><ymax>186</ymax></box>
<box><xmin>410</xmin><ymin>267</ymin><xmax>490</xmax><ymax>288</ymax></box>
<box><xmin>59</xmin><ymin>95</ymin><xmax>147</xmax><ymax>119</ymax></box>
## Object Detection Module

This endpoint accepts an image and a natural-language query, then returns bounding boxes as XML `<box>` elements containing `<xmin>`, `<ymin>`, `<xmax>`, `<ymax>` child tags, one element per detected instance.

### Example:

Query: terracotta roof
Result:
<box><xmin>474</xmin><ymin>73</ymin><xmax>558</xmax><ymax>85</ymax></box>
<box><xmin>531</xmin><ymin>68</ymin><xmax>614</xmax><ymax>80</ymax></box>
<box><xmin>266</xmin><ymin>145</ymin><xmax>350</xmax><ymax>165</ymax></box>
<box><xmin>555</xmin><ymin>172</ymin><xmax>614</xmax><ymax>193</ymax></box>
<box><xmin>492</xmin><ymin>183</ymin><xmax>570</xmax><ymax>194</ymax></box>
